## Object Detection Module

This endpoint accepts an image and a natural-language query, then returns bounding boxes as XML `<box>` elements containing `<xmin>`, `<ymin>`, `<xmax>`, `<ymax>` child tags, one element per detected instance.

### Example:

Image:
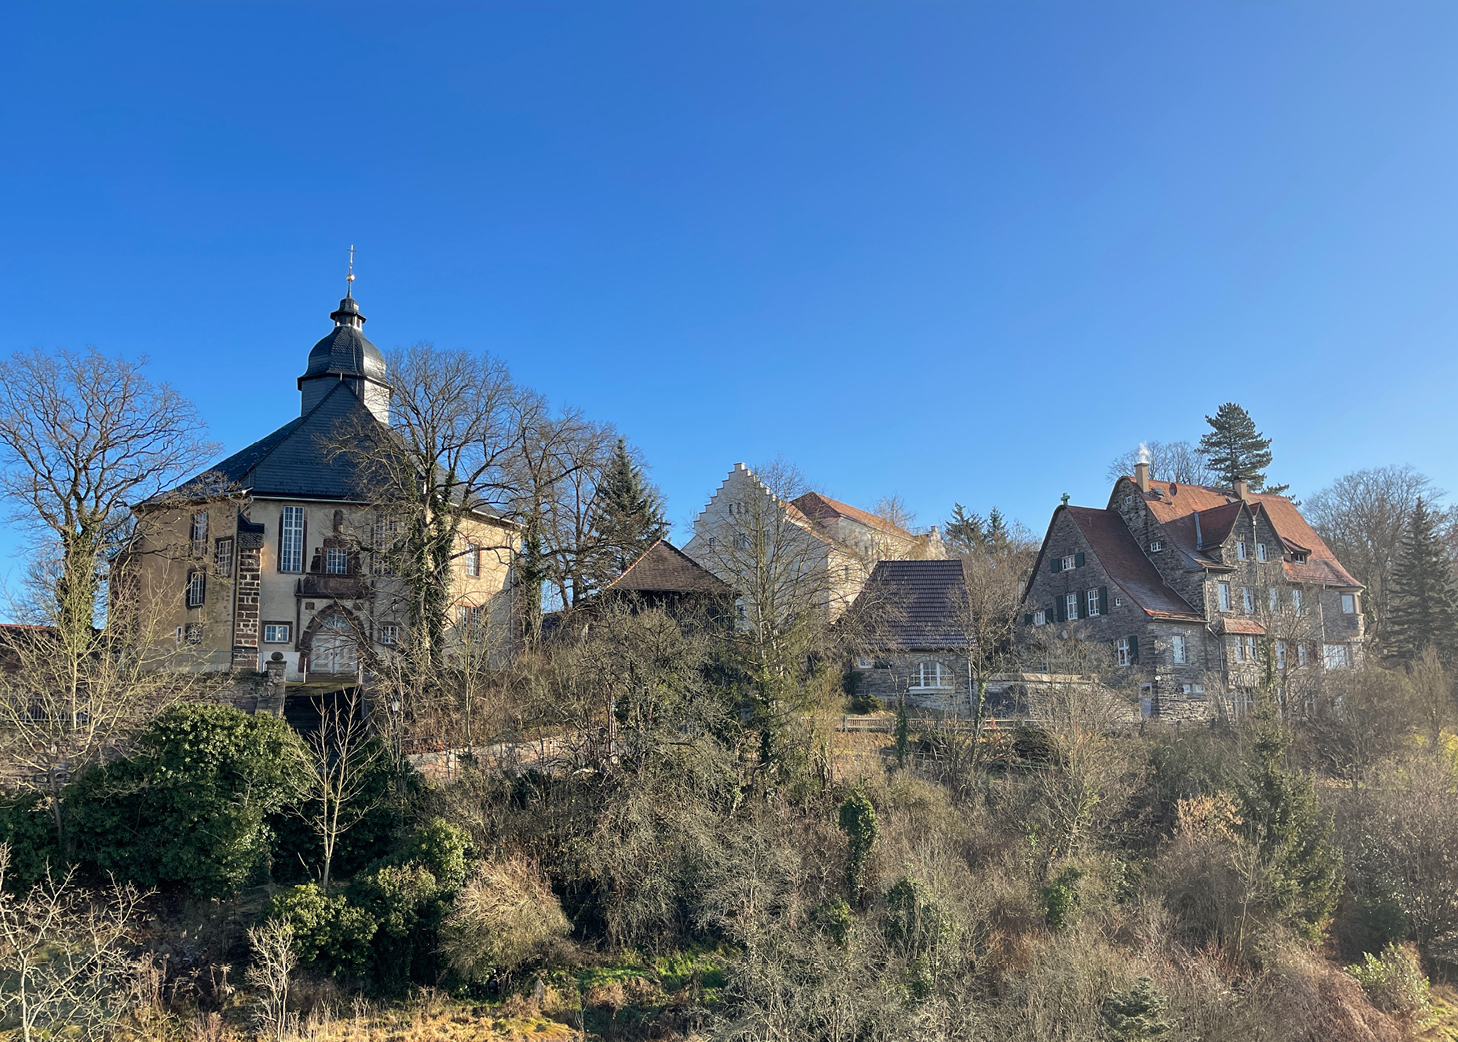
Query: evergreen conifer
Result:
<box><xmin>1385</xmin><ymin>497</ymin><xmax>1458</xmax><ymax>665</ymax></box>
<box><xmin>1198</xmin><ymin>402</ymin><xmax>1287</xmax><ymax>493</ymax></box>
<box><xmin>586</xmin><ymin>439</ymin><xmax>668</xmax><ymax>591</ymax></box>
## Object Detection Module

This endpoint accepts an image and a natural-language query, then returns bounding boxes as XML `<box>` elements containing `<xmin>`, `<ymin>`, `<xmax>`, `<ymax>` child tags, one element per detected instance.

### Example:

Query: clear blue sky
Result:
<box><xmin>3</xmin><ymin>3</ymin><xmax>1457</xmax><ymax>563</ymax></box>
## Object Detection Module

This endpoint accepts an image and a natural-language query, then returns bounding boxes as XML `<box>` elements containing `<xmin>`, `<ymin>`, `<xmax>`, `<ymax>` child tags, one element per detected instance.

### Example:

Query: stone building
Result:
<box><xmin>1018</xmin><ymin>463</ymin><xmax>1364</xmax><ymax>720</ymax></box>
<box><xmin>845</xmin><ymin>559</ymin><xmax>972</xmax><ymax>714</ymax></box>
<box><xmin>682</xmin><ymin>463</ymin><xmax>944</xmax><ymax>623</ymax></box>
<box><xmin>127</xmin><ymin>289</ymin><xmax>515</xmax><ymax>713</ymax></box>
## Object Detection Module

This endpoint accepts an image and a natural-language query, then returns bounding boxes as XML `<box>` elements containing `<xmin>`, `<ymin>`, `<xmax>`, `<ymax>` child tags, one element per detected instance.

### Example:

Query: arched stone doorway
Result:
<box><xmin>300</xmin><ymin>607</ymin><xmax>362</xmax><ymax>676</ymax></box>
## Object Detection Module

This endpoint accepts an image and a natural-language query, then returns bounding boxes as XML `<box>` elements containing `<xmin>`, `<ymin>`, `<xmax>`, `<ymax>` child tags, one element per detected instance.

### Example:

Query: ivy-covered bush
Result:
<box><xmin>67</xmin><ymin>703</ymin><xmax>310</xmax><ymax>896</ymax></box>
<box><xmin>0</xmin><ymin>790</ymin><xmax>60</xmax><ymax>892</ymax></box>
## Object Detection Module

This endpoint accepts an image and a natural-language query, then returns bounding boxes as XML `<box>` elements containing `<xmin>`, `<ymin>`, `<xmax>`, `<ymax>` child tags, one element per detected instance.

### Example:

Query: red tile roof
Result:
<box><xmin>1220</xmin><ymin>617</ymin><xmax>1267</xmax><ymax>635</ymax></box>
<box><xmin>1113</xmin><ymin>478</ymin><xmax>1361</xmax><ymax>589</ymax></box>
<box><xmin>1062</xmin><ymin>507</ymin><xmax>1204</xmax><ymax>621</ymax></box>
<box><xmin>792</xmin><ymin>492</ymin><xmax>913</xmax><ymax>541</ymax></box>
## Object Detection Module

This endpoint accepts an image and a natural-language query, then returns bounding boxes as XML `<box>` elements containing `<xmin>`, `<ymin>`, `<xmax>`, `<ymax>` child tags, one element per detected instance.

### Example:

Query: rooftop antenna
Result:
<box><xmin>345</xmin><ymin>244</ymin><xmax>356</xmax><ymax>298</ymax></box>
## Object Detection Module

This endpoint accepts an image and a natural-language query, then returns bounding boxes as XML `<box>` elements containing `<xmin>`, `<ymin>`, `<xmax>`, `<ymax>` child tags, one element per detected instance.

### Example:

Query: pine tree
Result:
<box><xmin>1198</xmin><ymin>402</ymin><xmax>1287</xmax><ymax>493</ymax></box>
<box><xmin>942</xmin><ymin>504</ymin><xmax>987</xmax><ymax>557</ymax></box>
<box><xmin>586</xmin><ymin>438</ymin><xmax>668</xmax><ymax>591</ymax></box>
<box><xmin>1385</xmin><ymin>497</ymin><xmax>1458</xmax><ymax>665</ymax></box>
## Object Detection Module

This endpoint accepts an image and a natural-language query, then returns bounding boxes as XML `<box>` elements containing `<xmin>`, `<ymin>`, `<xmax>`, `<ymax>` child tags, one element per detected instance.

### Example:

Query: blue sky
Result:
<box><xmin>3</xmin><ymin>3</ymin><xmax>1457</xmax><ymax>565</ymax></box>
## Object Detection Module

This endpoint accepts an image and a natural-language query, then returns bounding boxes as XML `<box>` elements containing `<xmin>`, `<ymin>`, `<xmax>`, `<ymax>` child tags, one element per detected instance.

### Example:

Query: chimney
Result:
<box><xmin>1133</xmin><ymin>461</ymin><xmax>1150</xmax><ymax>494</ymax></box>
<box><xmin>1234</xmin><ymin>479</ymin><xmax>1250</xmax><ymax>502</ymax></box>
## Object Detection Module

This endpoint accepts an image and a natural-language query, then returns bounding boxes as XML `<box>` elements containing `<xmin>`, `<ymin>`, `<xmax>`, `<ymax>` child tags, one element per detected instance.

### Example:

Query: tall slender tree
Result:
<box><xmin>1198</xmin><ymin>403</ymin><xmax>1286</xmax><ymax>493</ymax></box>
<box><xmin>1385</xmin><ymin>497</ymin><xmax>1458</xmax><ymax>665</ymax></box>
<box><xmin>584</xmin><ymin>438</ymin><xmax>668</xmax><ymax>591</ymax></box>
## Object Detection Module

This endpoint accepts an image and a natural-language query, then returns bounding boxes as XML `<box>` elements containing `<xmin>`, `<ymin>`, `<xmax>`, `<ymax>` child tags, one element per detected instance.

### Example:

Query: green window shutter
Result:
<box><xmin>1050</xmin><ymin>556</ymin><xmax>1061</xmax><ymax>573</ymax></box>
<box><xmin>1075</xmin><ymin>551</ymin><xmax>1085</xmax><ymax>568</ymax></box>
<box><xmin>1129</xmin><ymin>635</ymin><xmax>1140</xmax><ymax>663</ymax></box>
<box><xmin>1099</xmin><ymin>586</ymin><xmax>1108</xmax><ymax>614</ymax></box>
<box><xmin>1074</xmin><ymin>593</ymin><xmax>1083</xmax><ymax>620</ymax></box>
<box><xmin>1056</xmin><ymin>597</ymin><xmax>1066</xmax><ymax>623</ymax></box>
<box><xmin>1024</xmin><ymin>613</ymin><xmax>1033</xmax><ymax>625</ymax></box>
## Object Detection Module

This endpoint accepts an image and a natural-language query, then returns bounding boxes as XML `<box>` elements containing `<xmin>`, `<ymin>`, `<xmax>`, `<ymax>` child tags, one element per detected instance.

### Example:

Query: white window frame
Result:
<box><xmin>464</xmin><ymin>542</ymin><xmax>479</xmax><ymax>578</ymax></box>
<box><xmin>1242</xmin><ymin>587</ymin><xmax>1254</xmax><ymax>613</ymax></box>
<box><xmin>1218</xmin><ymin>582</ymin><xmax>1231</xmax><ymax>611</ymax></box>
<box><xmin>325</xmin><ymin>547</ymin><xmax>349</xmax><ymax>575</ymax></box>
<box><xmin>1115</xmin><ymin>637</ymin><xmax>1132</xmax><ymax>667</ymax></box>
<box><xmin>910</xmin><ymin>661</ymin><xmax>952</xmax><ymax>690</ymax></box>
<box><xmin>1171</xmin><ymin>634</ymin><xmax>1186</xmax><ymax>664</ymax></box>
<box><xmin>1324</xmin><ymin>643</ymin><xmax>1351</xmax><ymax>670</ymax></box>
<box><xmin>263</xmin><ymin>623</ymin><xmax>291</xmax><ymax>643</ymax></box>
<box><xmin>214</xmin><ymin>537</ymin><xmax>234</xmax><ymax>578</ymax></box>
<box><xmin>1256</xmin><ymin>542</ymin><xmax>1268</xmax><ymax>562</ymax></box>
<box><xmin>1086</xmin><ymin>589</ymin><xmax>1100</xmax><ymax>617</ymax></box>
<box><xmin>1297</xmin><ymin>643</ymin><xmax>1308</xmax><ymax>667</ymax></box>
<box><xmin>1292</xmin><ymin>588</ymin><xmax>1303</xmax><ymax>614</ymax></box>
<box><xmin>185</xmin><ymin>569</ymin><xmax>205</xmax><ymax>608</ymax></box>
<box><xmin>1269</xmin><ymin>587</ymin><xmax>1279</xmax><ymax>612</ymax></box>
<box><xmin>379</xmin><ymin>624</ymin><xmax>400</xmax><ymax>646</ymax></box>
<box><xmin>1032</xmin><ymin>610</ymin><xmax>1046</xmax><ymax>627</ymax></box>
<box><xmin>1066</xmin><ymin>593</ymin><xmax>1079</xmax><ymax>620</ymax></box>
<box><xmin>1341</xmin><ymin>593</ymin><xmax>1357</xmax><ymax>614</ymax></box>
<box><xmin>1237</xmin><ymin>540</ymin><xmax>1247</xmax><ymax>560</ymax></box>
<box><xmin>280</xmin><ymin>506</ymin><xmax>305</xmax><ymax>573</ymax></box>
<box><xmin>190</xmin><ymin>512</ymin><xmax>209</xmax><ymax>556</ymax></box>
<box><xmin>1060</xmin><ymin>554</ymin><xmax>1077</xmax><ymax>571</ymax></box>
<box><xmin>1182</xmin><ymin>683</ymin><xmax>1205</xmax><ymax>698</ymax></box>
<box><xmin>1275</xmin><ymin>640</ymin><xmax>1286</xmax><ymax>669</ymax></box>
<box><xmin>1149</xmin><ymin>540</ymin><xmax>1162</xmax><ymax>552</ymax></box>
<box><xmin>1244</xmin><ymin>635</ymin><xmax>1257</xmax><ymax>662</ymax></box>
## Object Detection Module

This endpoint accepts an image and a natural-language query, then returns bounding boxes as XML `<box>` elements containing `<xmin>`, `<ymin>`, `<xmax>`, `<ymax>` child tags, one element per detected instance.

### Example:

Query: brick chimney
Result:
<box><xmin>1234</xmin><ymin>479</ymin><xmax>1250</xmax><ymax>502</ymax></box>
<box><xmin>1134</xmin><ymin>461</ymin><xmax>1150</xmax><ymax>494</ymax></box>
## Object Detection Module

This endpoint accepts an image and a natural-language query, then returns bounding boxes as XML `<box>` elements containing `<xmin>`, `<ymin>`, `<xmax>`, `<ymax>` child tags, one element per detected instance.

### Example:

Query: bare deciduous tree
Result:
<box><xmin>301</xmin><ymin>692</ymin><xmax>385</xmax><ymax>893</ymax></box>
<box><xmin>1106</xmin><ymin>440</ymin><xmax>1216</xmax><ymax>486</ymax></box>
<box><xmin>0</xmin><ymin>844</ymin><xmax>146</xmax><ymax>1042</ymax></box>
<box><xmin>244</xmin><ymin>916</ymin><xmax>296</xmax><ymax>1042</ymax></box>
<box><xmin>1305</xmin><ymin>465</ymin><xmax>1444</xmax><ymax>646</ymax></box>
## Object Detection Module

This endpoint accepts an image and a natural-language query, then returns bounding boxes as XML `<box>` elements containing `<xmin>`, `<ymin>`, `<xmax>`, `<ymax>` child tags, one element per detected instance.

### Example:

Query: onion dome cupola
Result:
<box><xmin>297</xmin><ymin>292</ymin><xmax>392</xmax><ymax>423</ymax></box>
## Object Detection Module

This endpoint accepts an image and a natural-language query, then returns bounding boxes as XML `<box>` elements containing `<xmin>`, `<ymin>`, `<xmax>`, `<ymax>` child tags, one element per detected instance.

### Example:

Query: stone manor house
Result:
<box><xmin>1018</xmin><ymin>462</ymin><xmax>1365</xmax><ymax>720</ymax></box>
<box><xmin>127</xmin><ymin>290</ymin><xmax>514</xmax><ymax>713</ymax></box>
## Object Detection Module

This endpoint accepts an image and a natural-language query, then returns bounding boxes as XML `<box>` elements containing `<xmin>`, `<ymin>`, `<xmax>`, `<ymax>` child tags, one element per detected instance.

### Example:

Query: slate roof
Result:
<box><xmin>852</xmin><ymin>559</ymin><xmax>969</xmax><ymax>649</ymax></box>
<box><xmin>1057</xmin><ymin>507</ymin><xmax>1204</xmax><ymax>622</ymax></box>
<box><xmin>155</xmin><ymin>381</ymin><xmax>384</xmax><ymax>503</ymax></box>
<box><xmin>605</xmin><ymin>539</ymin><xmax>733</xmax><ymax>596</ymax></box>
<box><xmin>1115</xmin><ymin>478</ymin><xmax>1360</xmax><ymax>589</ymax></box>
<box><xmin>300</xmin><ymin>296</ymin><xmax>387</xmax><ymax>383</ymax></box>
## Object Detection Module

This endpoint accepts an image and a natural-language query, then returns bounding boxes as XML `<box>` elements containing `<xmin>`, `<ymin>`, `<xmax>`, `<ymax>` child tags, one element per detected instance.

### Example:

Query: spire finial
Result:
<box><xmin>345</xmin><ymin>244</ymin><xmax>356</xmax><ymax>298</ymax></box>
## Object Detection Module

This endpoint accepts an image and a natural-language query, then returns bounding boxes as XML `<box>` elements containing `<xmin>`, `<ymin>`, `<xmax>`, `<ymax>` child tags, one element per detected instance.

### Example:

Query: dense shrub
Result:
<box><xmin>263</xmin><ymin>883</ymin><xmax>377</xmax><ymax>979</ymax></box>
<box><xmin>1347</xmin><ymin>943</ymin><xmax>1433</xmax><ymax>1025</ymax></box>
<box><xmin>1101</xmin><ymin>976</ymin><xmax>1171</xmax><ymax>1041</ymax></box>
<box><xmin>0</xmin><ymin>790</ymin><xmax>60</xmax><ymax>892</ymax></box>
<box><xmin>438</xmin><ymin>857</ymin><xmax>570</xmax><ymax>983</ymax></box>
<box><xmin>67</xmin><ymin>703</ymin><xmax>310</xmax><ymax>896</ymax></box>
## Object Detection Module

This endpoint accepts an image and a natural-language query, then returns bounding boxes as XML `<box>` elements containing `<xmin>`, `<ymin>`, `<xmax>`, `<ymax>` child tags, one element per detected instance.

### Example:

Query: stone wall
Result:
<box><xmin>852</xmin><ymin>651</ymin><xmax>971</xmax><ymax>715</ymax></box>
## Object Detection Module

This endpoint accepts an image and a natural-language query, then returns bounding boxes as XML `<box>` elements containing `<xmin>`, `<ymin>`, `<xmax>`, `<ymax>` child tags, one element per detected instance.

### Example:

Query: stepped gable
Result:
<box><xmin>853</xmin><ymin>559</ymin><xmax>968</xmax><ymax>649</ymax></box>
<box><xmin>1120</xmin><ymin>478</ymin><xmax>1359</xmax><ymax>588</ymax></box>
<box><xmin>1063</xmin><ymin>506</ymin><xmax>1203</xmax><ymax>621</ymax></box>
<box><xmin>606</xmin><ymin>539</ymin><xmax>732</xmax><ymax>596</ymax></box>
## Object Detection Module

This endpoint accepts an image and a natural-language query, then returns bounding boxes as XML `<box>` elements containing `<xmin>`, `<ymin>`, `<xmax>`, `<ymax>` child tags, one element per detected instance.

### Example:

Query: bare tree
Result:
<box><xmin>695</xmin><ymin>459</ymin><xmax>843</xmax><ymax>770</ymax></box>
<box><xmin>954</xmin><ymin>529</ymin><xmax>1040</xmax><ymax>733</ymax></box>
<box><xmin>244</xmin><ymin>916</ymin><xmax>296</xmax><ymax>1042</ymax></box>
<box><xmin>0</xmin><ymin>844</ymin><xmax>146</xmax><ymax>1042</ymax></box>
<box><xmin>301</xmin><ymin>692</ymin><xmax>384</xmax><ymax>893</ymax></box>
<box><xmin>1305</xmin><ymin>465</ymin><xmax>1443</xmax><ymax>647</ymax></box>
<box><xmin>0</xmin><ymin>348</ymin><xmax>216</xmax><ymax>635</ymax></box>
<box><xmin>333</xmin><ymin>342</ymin><xmax>518</xmax><ymax>666</ymax></box>
<box><xmin>1106</xmin><ymin>439</ymin><xmax>1216</xmax><ymax>485</ymax></box>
